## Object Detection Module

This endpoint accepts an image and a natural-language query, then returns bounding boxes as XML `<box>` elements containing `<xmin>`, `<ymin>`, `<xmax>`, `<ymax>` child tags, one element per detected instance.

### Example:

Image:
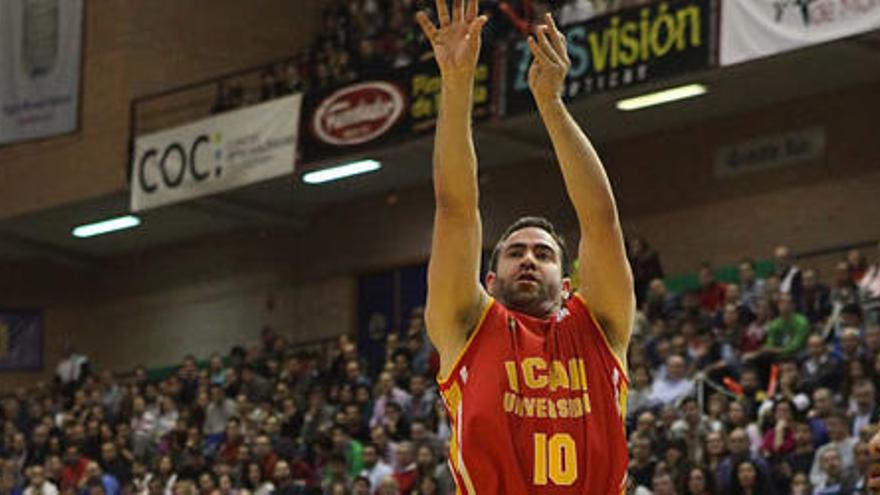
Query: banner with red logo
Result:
<box><xmin>300</xmin><ymin>54</ymin><xmax>495</xmax><ymax>163</ymax></box>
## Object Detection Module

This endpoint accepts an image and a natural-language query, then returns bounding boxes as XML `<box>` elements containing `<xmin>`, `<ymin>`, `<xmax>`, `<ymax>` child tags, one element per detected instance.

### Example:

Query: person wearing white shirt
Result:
<box><xmin>648</xmin><ymin>355</ymin><xmax>694</xmax><ymax>407</ymax></box>
<box><xmin>23</xmin><ymin>465</ymin><xmax>59</xmax><ymax>495</ymax></box>
<box><xmin>360</xmin><ymin>443</ymin><xmax>394</xmax><ymax>492</ymax></box>
<box><xmin>811</xmin><ymin>413</ymin><xmax>859</xmax><ymax>488</ymax></box>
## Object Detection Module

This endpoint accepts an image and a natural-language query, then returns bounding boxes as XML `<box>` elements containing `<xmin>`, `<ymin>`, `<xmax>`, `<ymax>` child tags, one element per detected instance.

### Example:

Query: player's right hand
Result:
<box><xmin>527</xmin><ymin>13</ymin><xmax>570</xmax><ymax>105</ymax></box>
<box><xmin>415</xmin><ymin>0</ymin><xmax>488</xmax><ymax>82</ymax></box>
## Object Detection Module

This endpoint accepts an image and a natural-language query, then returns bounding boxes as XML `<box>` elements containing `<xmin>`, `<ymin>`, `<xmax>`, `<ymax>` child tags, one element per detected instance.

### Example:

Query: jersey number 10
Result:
<box><xmin>533</xmin><ymin>433</ymin><xmax>577</xmax><ymax>486</ymax></box>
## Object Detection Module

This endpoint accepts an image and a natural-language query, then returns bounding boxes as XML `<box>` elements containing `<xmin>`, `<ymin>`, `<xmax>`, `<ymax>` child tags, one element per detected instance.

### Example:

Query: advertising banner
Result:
<box><xmin>714</xmin><ymin>127</ymin><xmax>826</xmax><ymax>177</ymax></box>
<box><xmin>0</xmin><ymin>0</ymin><xmax>83</xmax><ymax>145</ymax></box>
<box><xmin>0</xmin><ymin>311</ymin><xmax>42</xmax><ymax>371</ymax></box>
<box><xmin>301</xmin><ymin>54</ymin><xmax>494</xmax><ymax>163</ymax></box>
<box><xmin>130</xmin><ymin>93</ymin><xmax>303</xmax><ymax>212</ymax></box>
<box><xmin>504</xmin><ymin>0</ymin><xmax>714</xmax><ymax>115</ymax></box>
<box><xmin>721</xmin><ymin>0</ymin><xmax>880</xmax><ymax>66</ymax></box>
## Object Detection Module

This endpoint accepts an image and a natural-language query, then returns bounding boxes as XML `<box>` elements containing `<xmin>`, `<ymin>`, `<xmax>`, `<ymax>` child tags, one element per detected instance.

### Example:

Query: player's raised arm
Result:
<box><xmin>527</xmin><ymin>13</ymin><xmax>634</xmax><ymax>365</ymax></box>
<box><xmin>415</xmin><ymin>0</ymin><xmax>490</xmax><ymax>375</ymax></box>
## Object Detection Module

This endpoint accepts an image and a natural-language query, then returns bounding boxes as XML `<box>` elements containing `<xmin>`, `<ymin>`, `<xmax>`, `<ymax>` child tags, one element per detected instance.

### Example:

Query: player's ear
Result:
<box><xmin>485</xmin><ymin>271</ymin><xmax>497</xmax><ymax>296</ymax></box>
<box><xmin>562</xmin><ymin>277</ymin><xmax>572</xmax><ymax>297</ymax></box>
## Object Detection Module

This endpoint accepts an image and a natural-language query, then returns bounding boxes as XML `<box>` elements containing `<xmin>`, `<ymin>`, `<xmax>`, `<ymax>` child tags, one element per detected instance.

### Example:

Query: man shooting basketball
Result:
<box><xmin>416</xmin><ymin>1</ymin><xmax>632</xmax><ymax>493</ymax></box>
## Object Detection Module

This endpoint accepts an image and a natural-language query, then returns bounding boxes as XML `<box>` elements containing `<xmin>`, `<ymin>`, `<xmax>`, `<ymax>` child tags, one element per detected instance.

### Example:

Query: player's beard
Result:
<box><xmin>495</xmin><ymin>275</ymin><xmax>560</xmax><ymax>317</ymax></box>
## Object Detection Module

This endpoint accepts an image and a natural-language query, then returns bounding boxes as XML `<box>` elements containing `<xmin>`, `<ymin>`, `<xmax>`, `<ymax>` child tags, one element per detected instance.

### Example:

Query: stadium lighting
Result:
<box><xmin>72</xmin><ymin>215</ymin><xmax>141</xmax><ymax>238</ymax></box>
<box><xmin>616</xmin><ymin>84</ymin><xmax>708</xmax><ymax>111</ymax></box>
<box><xmin>302</xmin><ymin>159</ymin><xmax>382</xmax><ymax>184</ymax></box>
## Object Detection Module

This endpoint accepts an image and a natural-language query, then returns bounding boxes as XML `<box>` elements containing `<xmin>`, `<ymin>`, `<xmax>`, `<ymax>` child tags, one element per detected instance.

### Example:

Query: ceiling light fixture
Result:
<box><xmin>302</xmin><ymin>159</ymin><xmax>382</xmax><ymax>184</ymax></box>
<box><xmin>616</xmin><ymin>84</ymin><xmax>708</xmax><ymax>111</ymax></box>
<box><xmin>72</xmin><ymin>215</ymin><xmax>141</xmax><ymax>238</ymax></box>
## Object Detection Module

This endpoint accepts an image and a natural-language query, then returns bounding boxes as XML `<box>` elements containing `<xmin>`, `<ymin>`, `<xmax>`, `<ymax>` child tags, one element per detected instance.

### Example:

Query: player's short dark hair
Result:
<box><xmin>489</xmin><ymin>216</ymin><xmax>569</xmax><ymax>275</ymax></box>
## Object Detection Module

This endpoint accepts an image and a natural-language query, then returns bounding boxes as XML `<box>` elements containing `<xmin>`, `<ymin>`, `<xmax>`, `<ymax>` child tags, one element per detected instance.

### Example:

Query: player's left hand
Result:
<box><xmin>527</xmin><ymin>13</ymin><xmax>570</xmax><ymax>105</ymax></box>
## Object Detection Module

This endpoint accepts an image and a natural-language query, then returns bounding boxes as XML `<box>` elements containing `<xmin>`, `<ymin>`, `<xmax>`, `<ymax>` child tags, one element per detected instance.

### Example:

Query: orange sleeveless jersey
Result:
<box><xmin>437</xmin><ymin>294</ymin><xmax>629</xmax><ymax>495</ymax></box>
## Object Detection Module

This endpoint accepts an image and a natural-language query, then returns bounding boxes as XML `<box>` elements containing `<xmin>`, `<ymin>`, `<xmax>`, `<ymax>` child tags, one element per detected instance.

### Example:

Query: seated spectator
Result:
<box><xmin>629</xmin><ymin>434</ymin><xmax>657</xmax><ymax>490</ymax></box>
<box><xmin>811</xmin><ymin>412</ymin><xmax>858</xmax><ymax>488</ymax></box>
<box><xmin>98</xmin><ymin>442</ymin><xmax>130</xmax><ymax>487</ymax></box>
<box><xmin>800</xmin><ymin>268</ymin><xmax>832</xmax><ymax>325</ymax></box>
<box><xmin>851</xmin><ymin>440</ymin><xmax>873</xmax><ymax>493</ymax></box>
<box><xmin>763</xmin><ymin>293</ymin><xmax>810</xmax><ymax>358</ymax></box>
<box><xmin>271</xmin><ymin>460</ymin><xmax>297</xmax><ymax>495</ymax></box>
<box><xmin>684</xmin><ymin>466</ymin><xmax>715</xmax><ymax>495</ymax></box>
<box><xmin>644</xmin><ymin>278</ymin><xmax>681</xmax><ymax>321</ymax></box>
<box><xmin>739</xmin><ymin>258</ymin><xmax>767</xmax><ymax>313</ymax></box>
<box><xmin>812</xmin><ymin>446</ymin><xmax>857</xmax><ymax>495</ymax></box>
<box><xmin>392</xmin><ymin>441</ymin><xmax>417</xmax><ymax>494</ymax></box>
<box><xmin>82</xmin><ymin>461</ymin><xmax>120</xmax><ymax>495</ymax></box>
<box><xmin>801</xmin><ymin>335</ymin><xmax>842</xmax><ymax>392</ymax></box>
<box><xmin>361</xmin><ymin>442</ymin><xmax>393</xmax><ymax>491</ymax></box>
<box><xmin>23</xmin><ymin>465</ymin><xmax>58</xmax><ymax>495</ymax></box>
<box><xmin>647</xmin><ymin>355</ymin><xmax>694</xmax><ymax>407</ymax></box>
<box><xmin>60</xmin><ymin>445</ymin><xmax>91</xmax><ymax>491</ymax></box>
<box><xmin>739</xmin><ymin>298</ymin><xmax>772</xmax><ymax>354</ymax></box>
<box><xmin>697</xmin><ymin>263</ymin><xmax>727</xmax><ymax>313</ymax></box>
<box><xmin>626</xmin><ymin>366</ymin><xmax>654</xmax><ymax>418</ymax></box>
<box><xmin>774</xmin><ymin>245</ymin><xmax>803</xmax><ymax>304</ymax></box>
<box><xmin>730</xmin><ymin>459</ymin><xmax>774</xmax><ymax>495</ymax></box>
<box><xmin>352</xmin><ymin>475</ymin><xmax>372</xmax><ymax>495</ymax></box>
<box><xmin>415</xmin><ymin>443</ymin><xmax>454</xmax><ymax>495</ymax></box>
<box><xmin>785</xmin><ymin>421</ymin><xmax>817</xmax><ymax>476</ymax></box>
<box><xmin>835</xmin><ymin>326</ymin><xmax>867</xmax><ymax>363</ymax></box>
<box><xmin>402</xmin><ymin>375</ymin><xmax>436</xmax><ymax>423</ymax></box>
<box><xmin>650</xmin><ymin>471</ymin><xmax>677</xmax><ymax>495</ymax></box>
<box><xmin>717</xmin><ymin>428</ymin><xmax>775</xmax><ymax>495</ymax></box>
<box><xmin>203</xmin><ymin>384</ymin><xmax>238</xmax><ymax>439</ymax></box>
<box><xmin>371</xmin><ymin>371</ymin><xmax>410</xmax><ymax>429</ymax></box>
<box><xmin>848</xmin><ymin>380</ymin><xmax>880</xmax><ymax>437</ymax></box>
<box><xmin>760</xmin><ymin>399</ymin><xmax>797</xmax><ymax>459</ymax></box>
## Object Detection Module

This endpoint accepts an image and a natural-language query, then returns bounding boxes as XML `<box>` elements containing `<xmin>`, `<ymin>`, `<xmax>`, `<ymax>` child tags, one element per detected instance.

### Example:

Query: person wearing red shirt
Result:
<box><xmin>60</xmin><ymin>445</ymin><xmax>91</xmax><ymax>491</ymax></box>
<box><xmin>697</xmin><ymin>264</ymin><xmax>727</xmax><ymax>313</ymax></box>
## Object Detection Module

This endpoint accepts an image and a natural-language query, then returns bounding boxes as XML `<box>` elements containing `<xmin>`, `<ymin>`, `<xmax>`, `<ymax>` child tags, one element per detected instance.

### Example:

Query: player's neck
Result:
<box><xmin>503</xmin><ymin>298</ymin><xmax>562</xmax><ymax>320</ymax></box>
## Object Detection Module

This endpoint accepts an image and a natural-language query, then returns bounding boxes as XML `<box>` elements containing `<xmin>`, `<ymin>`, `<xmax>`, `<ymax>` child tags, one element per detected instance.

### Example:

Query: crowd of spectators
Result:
<box><xmin>625</xmin><ymin>240</ymin><xmax>880</xmax><ymax>495</ymax></box>
<box><xmin>1</xmin><ymin>241</ymin><xmax>878</xmax><ymax>495</ymax></box>
<box><xmin>0</xmin><ymin>312</ymin><xmax>459</xmax><ymax>495</ymax></box>
<box><xmin>209</xmin><ymin>0</ymin><xmax>650</xmax><ymax>114</ymax></box>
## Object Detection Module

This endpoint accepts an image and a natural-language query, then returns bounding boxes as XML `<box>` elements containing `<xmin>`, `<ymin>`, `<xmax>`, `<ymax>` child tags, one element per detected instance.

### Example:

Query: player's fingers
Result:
<box><xmin>526</xmin><ymin>36</ymin><xmax>547</xmax><ymax>68</ymax></box>
<box><xmin>467</xmin><ymin>15</ymin><xmax>488</xmax><ymax>40</ymax></box>
<box><xmin>435</xmin><ymin>0</ymin><xmax>450</xmax><ymax>26</ymax></box>
<box><xmin>466</xmin><ymin>0</ymin><xmax>479</xmax><ymax>21</ymax></box>
<box><xmin>544</xmin><ymin>13</ymin><xmax>568</xmax><ymax>64</ymax></box>
<box><xmin>415</xmin><ymin>11</ymin><xmax>439</xmax><ymax>42</ymax></box>
<box><xmin>535</xmin><ymin>26</ymin><xmax>563</xmax><ymax>67</ymax></box>
<box><xmin>453</xmin><ymin>0</ymin><xmax>463</xmax><ymax>22</ymax></box>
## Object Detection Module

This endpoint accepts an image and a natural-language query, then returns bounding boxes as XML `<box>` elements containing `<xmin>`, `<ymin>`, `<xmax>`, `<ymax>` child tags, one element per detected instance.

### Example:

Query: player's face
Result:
<box><xmin>487</xmin><ymin>227</ymin><xmax>569</xmax><ymax>317</ymax></box>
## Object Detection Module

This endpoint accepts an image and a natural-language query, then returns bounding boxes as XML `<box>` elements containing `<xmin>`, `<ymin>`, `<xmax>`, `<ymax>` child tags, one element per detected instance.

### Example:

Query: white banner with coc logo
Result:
<box><xmin>130</xmin><ymin>93</ymin><xmax>302</xmax><ymax>212</ymax></box>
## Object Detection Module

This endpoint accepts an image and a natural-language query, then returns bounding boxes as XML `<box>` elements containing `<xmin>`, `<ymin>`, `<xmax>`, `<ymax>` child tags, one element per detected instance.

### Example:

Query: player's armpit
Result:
<box><xmin>577</xmin><ymin>212</ymin><xmax>634</xmax><ymax>366</ymax></box>
<box><xmin>426</xmin><ymin>207</ymin><xmax>490</xmax><ymax>376</ymax></box>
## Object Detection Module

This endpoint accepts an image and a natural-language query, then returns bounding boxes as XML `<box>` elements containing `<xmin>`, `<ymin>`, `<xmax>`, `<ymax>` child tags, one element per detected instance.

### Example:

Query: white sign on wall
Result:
<box><xmin>0</xmin><ymin>0</ymin><xmax>83</xmax><ymax>145</ymax></box>
<box><xmin>714</xmin><ymin>127</ymin><xmax>826</xmax><ymax>178</ymax></box>
<box><xmin>720</xmin><ymin>0</ymin><xmax>880</xmax><ymax>66</ymax></box>
<box><xmin>130</xmin><ymin>93</ymin><xmax>303</xmax><ymax>212</ymax></box>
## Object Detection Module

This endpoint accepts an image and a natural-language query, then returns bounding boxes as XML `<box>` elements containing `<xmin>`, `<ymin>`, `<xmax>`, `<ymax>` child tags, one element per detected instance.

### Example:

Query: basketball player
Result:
<box><xmin>416</xmin><ymin>1</ymin><xmax>632</xmax><ymax>493</ymax></box>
